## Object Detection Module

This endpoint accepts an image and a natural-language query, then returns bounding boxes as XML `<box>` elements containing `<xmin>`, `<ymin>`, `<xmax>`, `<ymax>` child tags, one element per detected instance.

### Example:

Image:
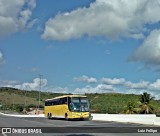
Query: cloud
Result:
<box><xmin>101</xmin><ymin>78</ymin><xmax>126</xmax><ymax>85</ymax></box>
<box><xmin>125</xmin><ymin>81</ymin><xmax>149</xmax><ymax>89</ymax></box>
<box><xmin>0</xmin><ymin>78</ymin><xmax>70</xmax><ymax>93</ymax></box>
<box><xmin>96</xmin><ymin>84</ymin><xmax>114</xmax><ymax>90</ymax></box>
<box><xmin>73</xmin><ymin>76</ymin><xmax>160</xmax><ymax>99</ymax></box>
<box><xmin>42</xmin><ymin>0</ymin><xmax>160</xmax><ymax>41</ymax></box>
<box><xmin>74</xmin><ymin>84</ymin><xmax>115</xmax><ymax>94</ymax></box>
<box><xmin>0</xmin><ymin>0</ymin><xmax>36</xmax><ymax>37</ymax></box>
<box><xmin>73</xmin><ymin>75</ymin><xmax>97</xmax><ymax>83</ymax></box>
<box><xmin>101</xmin><ymin>77</ymin><xmax>149</xmax><ymax>90</ymax></box>
<box><xmin>15</xmin><ymin>78</ymin><xmax>47</xmax><ymax>90</ymax></box>
<box><xmin>0</xmin><ymin>51</ymin><xmax>4</xmax><ymax>64</ymax></box>
<box><xmin>0</xmin><ymin>78</ymin><xmax>47</xmax><ymax>91</ymax></box>
<box><xmin>148</xmin><ymin>79</ymin><xmax>160</xmax><ymax>91</ymax></box>
<box><xmin>1</xmin><ymin>76</ymin><xmax>160</xmax><ymax>99</ymax></box>
<box><xmin>129</xmin><ymin>33</ymin><xmax>145</xmax><ymax>40</ymax></box>
<box><xmin>74</xmin><ymin>76</ymin><xmax>154</xmax><ymax>91</ymax></box>
<box><xmin>0</xmin><ymin>80</ymin><xmax>20</xmax><ymax>87</ymax></box>
<box><xmin>128</xmin><ymin>29</ymin><xmax>160</xmax><ymax>69</ymax></box>
<box><xmin>44</xmin><ymin>86</ymin><xmax>69</xmax><ymax>93</ymax></box>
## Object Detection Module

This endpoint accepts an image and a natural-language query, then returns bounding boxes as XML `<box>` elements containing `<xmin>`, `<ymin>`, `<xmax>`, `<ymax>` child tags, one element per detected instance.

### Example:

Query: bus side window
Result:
<box><xmin>64</xmin><ymin>97</ymin><xmax>67</xmax><ymax>104</ymax></box>
<box><xmin>47</xmin><ymin>101</ymin><xmax>50</xmax><ymax>106</ymax></box>
<box><xmin>59</xmin><ymin>97</ymin><xmax>67</xmax><ymax>104</ymax></box>
<box><xmin>57</xmin><ymin>99</ymin><xmax>60</xmax><ymax>105</ymax></box>
<box><xmin>45</xmin><ymin>101</ymin><xmax>47</xmax><ymax>106</ymax></box>
<box><xmin>46</xmin><ymin>101</ymin><xmax>50</xmax><ymax>106</ymax></box>
<box><xmin>60</xmin><ymin>98</ymin><xmax>64</xmax><ymax>104</ymax></box>
<box><xmin>51</xmin><ymin>100</ymin><xmax>54</xmax><ymax>106</ymax></box>
<box><xmin>54</xmin><ymin>100</ymin><xmax>57</xmax><ymax>105</ymax></box>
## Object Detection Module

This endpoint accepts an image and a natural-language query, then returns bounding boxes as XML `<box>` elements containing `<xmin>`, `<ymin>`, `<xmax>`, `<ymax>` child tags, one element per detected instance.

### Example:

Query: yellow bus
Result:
<box><xmin>44</xmin><ymin>95</ymin><xmax>90</xmax><ymax>120</ymax></box>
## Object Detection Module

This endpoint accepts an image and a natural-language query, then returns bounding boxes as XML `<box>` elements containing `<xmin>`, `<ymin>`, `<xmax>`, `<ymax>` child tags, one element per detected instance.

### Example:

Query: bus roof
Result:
<box><xmin>45</xmin><ymin>95</ymin><xmax>87</xmax><ymax>101</ymax></box>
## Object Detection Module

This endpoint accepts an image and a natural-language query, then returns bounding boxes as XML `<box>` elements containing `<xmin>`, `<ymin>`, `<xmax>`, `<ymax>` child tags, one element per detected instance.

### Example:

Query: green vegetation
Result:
<box><xmin>121</xmin><ymin>92</ymin><xmax>156</xmax><ymax>114</ymax></box>
<box><xmin>123</xmin><ymin>101</ymin><xmax>141</xmax><ymax>114</ymax></box>
<box><xmin>0</xmin><ymin>87</ymin><xmax>160</xmax><ymax>115</ymax></box>
<box><xmin>86</xmin><ymin>93</ymin><xmax>139</xmax><ymax>113</ymax></box>
<box><xmin>139</xmin><ymin>92</ymin><xmax>155</xmax><ymax>114</ymax></box>
<box><xmin>0</xmin><ymin>87</ymin><xmax>64</xmax><ymax>113</ymax></box>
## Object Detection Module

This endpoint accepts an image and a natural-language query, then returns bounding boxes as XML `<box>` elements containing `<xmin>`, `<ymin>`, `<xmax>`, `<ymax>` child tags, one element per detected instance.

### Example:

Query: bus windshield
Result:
<box><xmin>70</xmin><ymin>97</ymin><xmax>89</xmax><ymax>112</ymax></box>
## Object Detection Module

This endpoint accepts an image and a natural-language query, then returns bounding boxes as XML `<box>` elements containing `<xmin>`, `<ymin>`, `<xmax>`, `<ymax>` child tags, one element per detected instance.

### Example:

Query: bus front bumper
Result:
<box><xmin>70</xmin><ymin>112</ymin><xmax>90</xmax><ymax>119</ymax></box>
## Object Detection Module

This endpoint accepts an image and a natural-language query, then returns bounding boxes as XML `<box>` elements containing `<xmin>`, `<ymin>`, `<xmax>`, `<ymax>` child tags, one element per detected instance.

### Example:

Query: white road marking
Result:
<box><xmin>2</xmin><ymin>133</ymin><xmax>7</xmax><ymax>136</ymax></box>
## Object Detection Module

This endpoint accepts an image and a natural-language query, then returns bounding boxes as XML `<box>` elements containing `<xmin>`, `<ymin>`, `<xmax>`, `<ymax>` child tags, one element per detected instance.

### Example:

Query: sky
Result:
<box><xmin>0</xmin><ymin>0</ymin><xmax>160</xmax><ymax>99</ymax></box>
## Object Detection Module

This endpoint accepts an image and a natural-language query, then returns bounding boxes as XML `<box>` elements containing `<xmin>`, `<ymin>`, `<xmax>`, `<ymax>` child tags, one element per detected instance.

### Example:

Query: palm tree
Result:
<box><xmin>124</xmin><ymin>101</ymin><xmax>141</xmax><ymax>114</ymax></box>
<box><xmin>140</xmin><ymin>92</ymin><xmax>155</xmax><ymax>114</ymax></box>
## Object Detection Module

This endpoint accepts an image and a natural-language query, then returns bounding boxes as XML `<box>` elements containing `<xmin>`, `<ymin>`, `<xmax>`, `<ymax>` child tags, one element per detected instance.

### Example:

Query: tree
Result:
<box><xmin>124</xmin><ymin>101</ymin><xmax>141</xmax><ymax>114</ymax></box>
<box><xmin>140</xmin><ymin>92</ymin><xmax>155</xmax><ymax>114</ymax></box>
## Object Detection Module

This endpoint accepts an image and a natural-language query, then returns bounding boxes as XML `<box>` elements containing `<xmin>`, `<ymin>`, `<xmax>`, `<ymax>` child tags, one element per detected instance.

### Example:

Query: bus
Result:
<box><xmin>44</xmin><ymin>95</ymin><xmax>91</xmax><ymax>120</ymax></box>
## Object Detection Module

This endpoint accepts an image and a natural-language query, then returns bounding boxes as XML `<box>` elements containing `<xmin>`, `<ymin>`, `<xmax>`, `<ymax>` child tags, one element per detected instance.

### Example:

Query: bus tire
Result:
<box><xmin>89</xmin><ymin>116</ymin><xmax>93</xmax><ymax>121</ymax></box>
<box><xmin>50</xmin><ymin>113</ymin><xmax>52</xmax><ymax>119</ymax></box>
<box><xmin>47</xmin><ymin>113</ymin><xmax>50</xmax><ymax>119</ymax></box>
<box><xmin>65</xmin><ymin>113</ymin><xmax>68</xmax><ymax>121</ymax></box>
<box><xmin>80</xmin><ymin>118</ymin><xmax>84</xmax><ymax>121</ymax></box>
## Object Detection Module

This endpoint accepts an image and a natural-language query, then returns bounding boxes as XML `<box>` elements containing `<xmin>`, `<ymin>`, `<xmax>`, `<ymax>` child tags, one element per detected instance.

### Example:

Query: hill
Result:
<box><xmin>0</xmin><ymin>87</ymin><xmax>160</xmax><ymax>114</ymax></box>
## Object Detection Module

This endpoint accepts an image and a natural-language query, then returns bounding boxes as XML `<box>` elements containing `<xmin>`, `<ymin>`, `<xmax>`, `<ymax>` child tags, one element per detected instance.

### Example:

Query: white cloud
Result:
<box><xmin>73</xmin><ymin>78</ymin><xmax>160</xmax><ymax>99</ymax></box>
<box><xmin>42</xmin><ymin>0</ymin><xmax>160</xmax><ymax>41</ymax></box>
<box><xmin>45</xmin><ymin>80</ymin><xmax>159</xmax><ymax>98</ymax></box>
<box><xmin>125</xmin><ymin>81</ymin><xmax>149</xmax><ymax>89</ymax></box>
<box><xmin>0</xmin><ymin>80</ymin><xmax>20</xmax><ymax>87</ymax></box>
<box><xmin>0</xmin><ymin>78</ymin><xmax>47</xmax><ymax>91</ymax></box>
<box><xmin>45</xmin><ymin>86</ymin><xmax>69</xmax><ymax>93</ymax></box>
<box><xmin>100</xmin><ymin>77</ymin><xmax>158</xmax><ymax>97</ymax></box>
<box><xmin>128</xmin><ymin>29</ymin><xmax>160</xmax><ymax>68</ymax></box>
<box><xmin>96</xmin><ymin>84</ymin><xmax>114</xmax><ymax>90</ymax></box>
<box><xmin>101</xmin><ymin>77</ymin><xmax>125</xmax><ymax>85</ymax></box>
<box><xmin>1</xmin><ymin>76</ymin><xmax>160</xmax><ymax>99</ymax></box>
<box><xmin>74</xmin><ymin>84</ymin><xmax>115</xmax><ymax>94</ymax></box>
<box><xmin>129</xmin><ymin>33</ymin><xmax>145</xmax><ymax>40</ymax></box>
<box><xmin>15</xmin><ymin>78</ymin><xmax>47</xmax><ymax>90</ymax></box>
<box><xmin>127</xmin><ymin>89</ymin><xmax>146</xmax><ymax>95</ymax></box>
<box><xmin>155</xmin><ymin>94</ymin><xmax>160</xmax><ymax>100</ymax></box>
<box><xmin>74</xmin><ymin>75</ymin><xmax>97</xmax><ymax>83</ymax></box>
<box><xmin>148</xmin><ymin>79</ymin><xmax>160</xmax><ymax>91</ymax></box>
<box><xmin>0</xmin><ymin>78</ymin><xmax>70</xmax><ymax>93</ymax></box>
<box><xmin>74</xmin><ymin>86</ymin><xmax>95</xmax><ymax>94</ymax></box>
<box><xmin>101</xmin><ymin>77</ymin><xmax>151</xmax><ymax>90</ymax></box>
<box><xmin>0</xmin><ymin>51</ymin><xmax>4</xmax><ymax>64</ymax></box>
<box><xmin>0</xmin><ymin>0</ymin><xmax>36</xmax><ymax>37</ymax></box>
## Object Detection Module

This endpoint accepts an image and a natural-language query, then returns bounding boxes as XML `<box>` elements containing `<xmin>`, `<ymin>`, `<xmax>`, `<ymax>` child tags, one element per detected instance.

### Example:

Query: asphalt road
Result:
<box><xmin>0</xmin><ymin>114</ymin><xmax>159</xmax><ymax>136</ymax></box>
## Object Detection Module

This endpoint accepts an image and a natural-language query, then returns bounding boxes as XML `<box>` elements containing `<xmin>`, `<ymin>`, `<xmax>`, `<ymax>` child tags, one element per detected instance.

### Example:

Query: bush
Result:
<box><xmin>15</xmin><ymin>105</ymin><xmax>24</xmax><ymax>112</ymax></box>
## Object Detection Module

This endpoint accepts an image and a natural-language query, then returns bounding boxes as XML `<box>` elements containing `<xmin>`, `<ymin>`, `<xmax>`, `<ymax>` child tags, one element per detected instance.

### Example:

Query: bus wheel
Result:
<box><xmin>89</xmin><ymin>115</ymin><xmax>93</xmax><ymax>121</ymax></box>
<box><xmin>50</xmin><ymin>113</ymin><xmax>52</xmax><ymax>119</ymax></box>
<box><xmin>65</xmin><ymin>113</ymin><xmax>68</xmax><ymax>121</ymax></box>
<box><xmin>47</xmin><ymin>113</ymin><xmax>50</xmax><ymax>119</ymax></box>
<box><xmin>80</xmin><ymin>118</ymin><xmax>84</xmax><ymax>121</ymax></box>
